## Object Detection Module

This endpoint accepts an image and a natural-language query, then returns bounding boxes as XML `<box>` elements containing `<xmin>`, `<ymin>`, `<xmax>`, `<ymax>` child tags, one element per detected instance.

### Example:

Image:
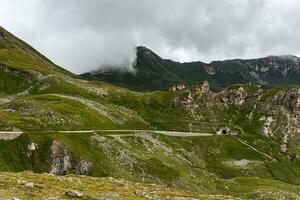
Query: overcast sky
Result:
<box><xmin>1</xmin><ymin>0</ymin><xmax>300</xmax><ymax>74</ymax></box>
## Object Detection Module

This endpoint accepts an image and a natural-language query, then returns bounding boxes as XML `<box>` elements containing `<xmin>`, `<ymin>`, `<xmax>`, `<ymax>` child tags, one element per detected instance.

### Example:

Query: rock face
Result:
<box><xmin>48</xmin><ymin>140</ymin><xmax>92</xmax><ymax>175</ymax></box>
<box><xmin>174</xmin><ymin>81</ymin><xmax>213</xmax><ymax>114</ymax></box>
<box><xmin>174</xmin><ymin>83</ymin><xmax>300</xmax><ymax>161</ymax></box>
<box><xmin>261</xmin><ymin>88</ymin><xmax>300</xmax><ymax>156</ymax></box>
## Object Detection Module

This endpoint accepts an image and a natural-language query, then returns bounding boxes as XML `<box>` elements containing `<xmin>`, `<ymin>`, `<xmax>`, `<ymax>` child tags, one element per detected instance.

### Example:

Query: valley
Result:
<box><xmin>0</xmin><ymin>25</ymin><xmax>300</xmax><ymax>199</ymax></box>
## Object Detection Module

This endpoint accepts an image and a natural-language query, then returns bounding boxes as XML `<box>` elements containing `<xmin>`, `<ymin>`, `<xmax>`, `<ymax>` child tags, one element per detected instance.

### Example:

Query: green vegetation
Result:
<box><xmin>0</xmin><ymin>26</ymin><xmax>300</xmax><ymax>199</ymax></box>
<box><xmin>1</xmin><ymin>131</ymin><xmax>300</xmax><ymax>199</ymax></box>
<box><xmin>0</xmin><ymin>171</ymin><xmax>246</xmax><ymax>200</ymax></box>
<box><xmin>82</xmin><ymin>46</ymin><xmax>300</xmax><ymax>92</ymax></box>
<box><xmin>0</xmin><ymin>69</ymin><xmax>32</xmax><ymax>95</ymax></box>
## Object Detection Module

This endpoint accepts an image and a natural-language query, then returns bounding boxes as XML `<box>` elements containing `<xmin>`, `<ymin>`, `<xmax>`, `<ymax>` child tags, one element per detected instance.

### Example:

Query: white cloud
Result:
<box><xmin>1</xmin><ymin>0</ymin><xmax>300</xmax><ymax>74</ymax></box>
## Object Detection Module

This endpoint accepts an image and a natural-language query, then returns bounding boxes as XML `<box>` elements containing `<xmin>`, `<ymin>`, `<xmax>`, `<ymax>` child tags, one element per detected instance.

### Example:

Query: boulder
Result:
<box><xmin>65</xmin><ymin>190</ymin><xmax>83</xmax><ymax>198</ymax></box>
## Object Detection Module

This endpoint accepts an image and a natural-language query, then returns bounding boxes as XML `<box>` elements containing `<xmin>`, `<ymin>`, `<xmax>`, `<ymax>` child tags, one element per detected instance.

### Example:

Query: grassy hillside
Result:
<box><xmin>0</xmin><ymin>131</ymin><xmax>300</xmax><ymax>199</ymax></box>
<box><xmin>0</xmin><ymin>26</ymin><xmax>300</xmax><ymax>199</ymax></box>
<box><xmin>0</xmin><ymin>171</ymin><xmax>248</xmax><ymax>200</ymax></box>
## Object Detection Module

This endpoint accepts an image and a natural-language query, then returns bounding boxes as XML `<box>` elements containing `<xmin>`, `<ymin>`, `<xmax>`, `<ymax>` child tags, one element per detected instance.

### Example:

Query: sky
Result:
<box><xmin>1</xmin><ymin>0</ymin><xmax>300</xmax><ymax>74</ymax></box>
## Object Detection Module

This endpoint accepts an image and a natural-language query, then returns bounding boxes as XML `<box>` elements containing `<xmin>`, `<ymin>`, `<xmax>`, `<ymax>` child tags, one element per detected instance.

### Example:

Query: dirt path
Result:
<box><xmin>235</xmin><ymin>137</ymin><xmax>276</xmax><ymax>161</ymax></box>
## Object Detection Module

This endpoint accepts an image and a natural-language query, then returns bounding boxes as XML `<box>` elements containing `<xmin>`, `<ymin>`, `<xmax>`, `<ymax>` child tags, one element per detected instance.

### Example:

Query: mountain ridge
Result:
<box><xmin>82</xmin><ymin>46</ymin><xmax>300</xmax><ymax>91</ymax></box>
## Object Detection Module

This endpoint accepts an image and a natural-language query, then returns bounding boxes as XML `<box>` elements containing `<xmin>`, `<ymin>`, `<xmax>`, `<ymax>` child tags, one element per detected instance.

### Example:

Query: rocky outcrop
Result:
<box><xmin>174</xmin><ymin>84</ymin><xmax>300</xmax><ymax>153</ymax></box>
<box><xmin>174</xmin><ymin>81</ymin><xmax>213</xmax><ymax>114</ymax></box>
<box><xmin>267</xmin><ymin>88</ymin><xmax>300</xmax><ymax>113</ymax></box>
<box><xmin>170</xmin><ymin>84</ymin><xmax>186</xmax><ymax>91</ymax></box>
<box><xmin>261</xmin><ymin>88</ymin><xmax>300</xmax><ymax>157</ymax></box>
<box><xmin>48</xmin><ymin>140</ymin><xmax>92</xmax><ymax>175</ymax></box>
<box><xmin>220</xmin><ymin>87</ymin><xmax>250</xmax><ymax>106</ymax></box>
<box><xmin>174</xmin><ymin>83</ymin><xmax>256</xmax><ymax>115</ymax></box>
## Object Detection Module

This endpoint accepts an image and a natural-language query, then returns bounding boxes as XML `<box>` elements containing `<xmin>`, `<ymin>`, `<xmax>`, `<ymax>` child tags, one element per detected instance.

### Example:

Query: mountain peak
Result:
<box><xmin>135</xmin><ymin>46</ymin><xmax>164</xmax><ymax>65</ymax></box>
<box><xmin>137</xmin><ymin>45</ymin><xmax>153</xmax><ymax>52</ymax></box>
<box><xmin>136</xmin><ymin>46</ymin><xmax>161</xmax><ymax>58</ymax></box>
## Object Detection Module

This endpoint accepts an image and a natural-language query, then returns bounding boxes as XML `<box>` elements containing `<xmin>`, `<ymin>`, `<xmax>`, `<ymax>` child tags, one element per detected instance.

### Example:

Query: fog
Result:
<box><xmin>1</xmin><ymin>0</ymin><xmax>300</xmax><ymax>74</ymax></box>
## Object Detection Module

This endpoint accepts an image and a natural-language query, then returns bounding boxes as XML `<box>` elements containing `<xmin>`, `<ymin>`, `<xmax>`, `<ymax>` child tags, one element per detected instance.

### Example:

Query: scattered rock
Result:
<box><xmin>28</xmin><ymin>142</ymin><xmax>38</xmax><ymax>151</ymax></box>
<box><xmin>231</xmin><ymin>159</ymin><xmax>251</xmax><ymax>167</ymax></box>
<box><xmin>24</xmin><ymin>182</ymin><xmax>34</xmax><ymax>189</ymax></box>
<box><xmin>64</xmin><ymin>190</ymin><xmax>83</xmax><ymax>198</ymax></box>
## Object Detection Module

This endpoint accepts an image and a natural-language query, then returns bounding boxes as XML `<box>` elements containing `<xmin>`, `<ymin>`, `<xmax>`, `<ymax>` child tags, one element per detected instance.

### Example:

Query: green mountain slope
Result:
<box><xmin>0</xmin><ymin>26</ymin><xmax>300</xmax><ymax>199</ymax></box>
<box><xmin>0</xmin><ymin>26</ymin><xmax>70</xmax><ymax>75</ymax></box>
<box><xmin>81</xmin><ymin>46</ymin><xmax>300</xmax><ymax>91</ymax></box>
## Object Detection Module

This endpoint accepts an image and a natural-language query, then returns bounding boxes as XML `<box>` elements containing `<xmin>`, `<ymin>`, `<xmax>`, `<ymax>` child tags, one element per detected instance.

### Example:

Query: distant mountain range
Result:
<box><xmin>81</xmin><ymin>46</ymin><xmax>300</xmax><ymax>91</ymax></box>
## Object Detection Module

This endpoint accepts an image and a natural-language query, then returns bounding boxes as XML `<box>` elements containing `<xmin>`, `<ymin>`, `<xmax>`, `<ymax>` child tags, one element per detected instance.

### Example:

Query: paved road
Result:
<box><xmin>58</xmin><ymin>130</ymin><xmax>213</xmax><ymax>137</ymax></box>
<box><xmin>0</xmin><ymin>130</ymin><xmax>276</xmax><ymax>161</ymax></box>
<box><xmin>0</xmin><ymin>130</ymin><xmax>213</xmax><ymax>139</ymax></box>
<box><xmin>0</xmin><ymin>132</ymin><xmax>23</xmax><ymax>140</ymax></box>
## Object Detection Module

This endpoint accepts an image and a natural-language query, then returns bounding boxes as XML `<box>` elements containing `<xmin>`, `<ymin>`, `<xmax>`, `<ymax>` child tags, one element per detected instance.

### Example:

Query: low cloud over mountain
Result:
<box><xmin>1</xmin><ymin>0</ymin><xmax>300</xmax><ymax>74</ymax></box>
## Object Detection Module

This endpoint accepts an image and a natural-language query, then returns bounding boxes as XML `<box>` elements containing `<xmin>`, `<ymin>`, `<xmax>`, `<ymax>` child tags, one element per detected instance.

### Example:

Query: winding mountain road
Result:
<box><xmin>0</xmin><ymin>130</ymin><xmax>213</xmax><ymax>139</ymax></box>
<box><xmin>0</xmin><ymin>130</ymin><xmax>276</xmax><ymax>161</ymax></box>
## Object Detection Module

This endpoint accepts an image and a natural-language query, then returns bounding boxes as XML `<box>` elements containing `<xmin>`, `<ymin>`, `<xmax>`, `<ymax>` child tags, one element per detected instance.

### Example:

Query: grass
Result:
<box><xmin>0</xmin><ymin>131</ymin><xmax>299</xmax><ymax>199</ymax></box>
<box><xmin>0</xmin><ymin>171</ymin><xmax>248</xmax><ymax>200</ymax></box>
<box><xmin>0</xmin><ymin>26</ymin><xmax>300</xmax><ymax>199</ymax></box>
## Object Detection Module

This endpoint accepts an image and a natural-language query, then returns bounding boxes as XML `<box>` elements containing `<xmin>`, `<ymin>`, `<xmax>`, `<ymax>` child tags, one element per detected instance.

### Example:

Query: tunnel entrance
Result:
<box><xmin>222</xmin><ymin>129</ymin><xmax>228</xmax><ymax>135</ymax></box>
<box><xmin>217</xmin><ymin>127</ymin><xmax>230</xmax><ymax>135</ymax></box>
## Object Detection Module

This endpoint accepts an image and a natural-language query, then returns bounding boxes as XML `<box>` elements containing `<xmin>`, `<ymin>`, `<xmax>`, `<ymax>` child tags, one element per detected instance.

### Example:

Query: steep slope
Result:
<box><xmin>0</xmin><ymin>27</ymin><xmax>151</xmax><ymax>131</ymax></box>
<box><xmin>0</xmin><ymin>26</ymin><xmax>300</xmax><ymax>199</ymax></box>
<box><xmin>0</xmin><ymin>26</ymin><xmax>70</xmax><ymax>75</ymax></box>
<box><xmin>82</xmin><ymin>46</ymin><xmax>300</xmax><ymax>91</ymax></box>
